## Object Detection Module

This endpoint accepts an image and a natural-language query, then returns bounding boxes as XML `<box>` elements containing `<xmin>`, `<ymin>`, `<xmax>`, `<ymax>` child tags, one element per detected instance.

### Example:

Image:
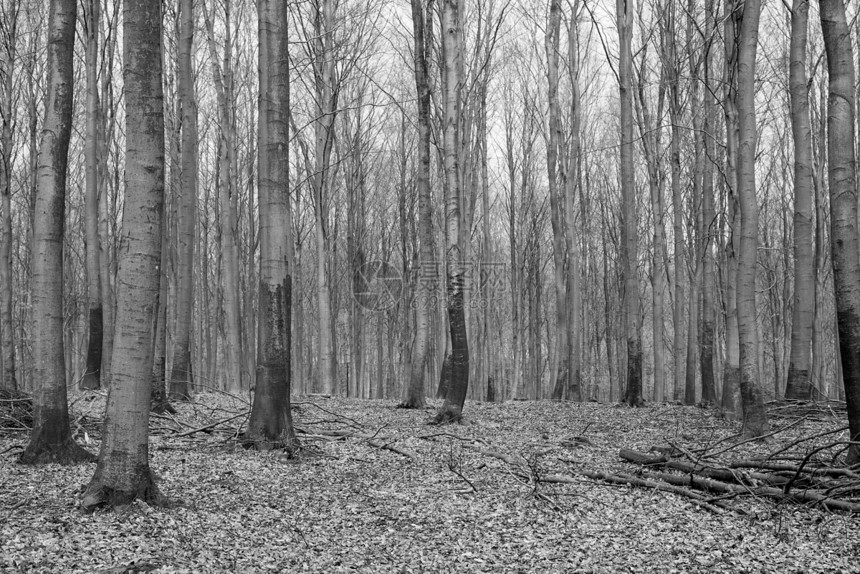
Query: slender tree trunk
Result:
<box><xmin>820</xmin><ymin>0</ymin><xmax>860</xmax><ymax>464</ymax></box>
<box><xmin>20</xmin><ymin>0</ymin><xmax>93</xmax><ymax>465</ymax></box>
<box><xmin>666</xmin><ymin>1</ymin><xmax>684</xmax><ymax>402</ymax></box>
<box><xmin>700</xmin><ymin>44</ymin><xmax>717</xmax><ymax>406</ymax></box>
<box><xmin>785</xmin><ymin>0</ymin><xmax>815</xmax><ymax>400</ymax></box>
<box><xmin>721</xmin><ymin>0</ymin><xmax>740</xmax><ymax>413</ymax></box>
<box><xmin>735</xmin><ymin>0</ymin><xmax>769</xmax><ymax>438</ymax></box>
<box><xmin>169</xmin><ymin>0</ymin><xmax>197</xmax><ymax>401</ymax></box>
<box><xmin>82</xmin><ymin>0</ymin><xmax>165</xmax><ymax>508</ymax></box>
<box><xmin>0</xmin><ymin>2</ymin><xmax>18</xmax><ymax>394</ymax></box>
<box><xmin>245</xmin><ymin>0</ymin><xmax>298</xmax><ymax>453</ymax></box>
<box><xmin>80</xmin><ymin>0</ymin><xmax>102</xmax><ymax>391</ymax></box>
<box><xmin>618</xmin><ymin>0</ymin><xmax>642</xmax><ymax>406</ymax></box>
<box><xmin>546</xmin><ymin>0</ymin><xmax>569</xmax><ymax>401</ymax></box>
<box><xmin>435</xmin><ymin>0</ymin><xmax>469</xmax><ymax>423</ymax></box>
<box><xmin>402</xmin><ymin>0</ymin><xmax>436</xmax><ymax>409</ymax></box>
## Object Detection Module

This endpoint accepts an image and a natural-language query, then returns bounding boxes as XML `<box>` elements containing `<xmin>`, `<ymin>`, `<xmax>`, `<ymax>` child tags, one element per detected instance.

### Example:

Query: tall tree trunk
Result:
<box><xmin>784</xmin><ymin>0</ymin><xmax>815</xmax><ymax>400</ymax></box>
<box><xmin>435</xmin><ymin>0</ymin><xmax>470</xmax><ymax>423</ymax></box>
<box><xmin>546</xmin><ymin>0</ymin><xmax>569</xmax><ymax>401</ymax></box>
<box><xmin>82</xmin><ymin>0</ymin><xmax>165</xmax><ymax>507</ymax></box>
<box><xmin>20</xmin><ymin>0</ymin><xmax>93</xmax><ymax>465</ymax></box>
<box><xmin>735</xmin><ymin>0</ymin><xmax>769</xmax><ymax>438</ymax></box>
<box><xmin>665</xmin><ymin>1</ymin><xmax>685</xmax><ymax>402</ymax></box>
<box><xmin>80</xmin><ymin>0</ymin><xmax>102</xmax><ymax>391</ymax></box>
<box><xmin>312</xmin><ymin>0</ymin><xmax>338</xmax><ymax>396</ymax></box>
<box><xmin>169</xmin><ymin>0</ymin><xmax>197</xmax><ymax>401</ymax></box>
<box><xmin>401</xmin><ymin>0</ymin><xmax>436</xmax><ymax>409</ymax></box>
<box><xmin>819</xmin><ymin>0</ymin><xmax>860</xmax><ymax>464</ymax></box>
<box><xmin>618</xmin><ymin>0</ymin><xmax>642</xmax><ymax>406</ymax></box>
<box><xmin>700</xmin><ymin>78</ymin><xmax>718</xmax><ymax>405</ymax></box>
<box><xmin>245</xmin><ymin>0</ymin><xmax>298</xmax><ymax>453</ymax></box>
<box><xmin>721</xmin><ymin>0</ymin><xmax>740</xmax><ymax>413</ymax></box>
<box><xmin>0</xmin><ymin>1</ymin><xmax>18</xmax><ymax>394</ymax></box>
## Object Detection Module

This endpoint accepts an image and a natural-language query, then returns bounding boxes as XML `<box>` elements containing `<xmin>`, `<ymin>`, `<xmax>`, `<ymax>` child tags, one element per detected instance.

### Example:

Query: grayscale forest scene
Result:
<box><xmin>0</xmin><ymin>0</ymin><xmax>859</xmax><ymax>571</ymax></box>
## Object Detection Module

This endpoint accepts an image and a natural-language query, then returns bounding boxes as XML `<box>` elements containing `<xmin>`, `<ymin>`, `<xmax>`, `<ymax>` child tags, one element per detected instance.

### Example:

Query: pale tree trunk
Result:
<box><xmin>735</xmin><ymin>0</ymin><xmax>769</xmax><ymax>438</ymax></box>
<box><xmin>618</xmin><ymin>0</ymin><xmax>642</xmax><ymax>406</ymax></box>
<box><xmin>435</xmin><ymin>0</ymin><xmax>470</xmax><ymax>423</ymax></box>
<box><xmin>784</xmin><ymin>0</ymin><xmax>814</xmax><ymax>400</ymax></box>
<box><xmin>203</xmin><ymin>0</ymin><xmax>242</xmax><ymax>392</ymax></box>
<box><xmin>721</xmin><ymin>0</ymin><xmax>740</xmax><ymax>413</ymax></box>
<box><xmin>82</xmin><ymin>0</ymin><xmax>165</xmax><ymax>508</ymax></box>
<box><xmin>565</xmin><ymin>7</ymin><xmax>583</xmax><ymax>402</ymax></box>
<box><xmin>664</xmin><ymin>1</ymin><xmax>684</xmax><ymax>401</ymax></box>
<box><xmin>169</xmin><ymin>0</ymin><xmax>197</xmax><ymax>401</ymax></box>
<box><xmin>700</xmin><ymin>67</ymin><xmax>718</xmax><ymax>405</ymax></box>
<box><xmin>0</xmin><ymin>0</ymin><xmax>18</xmax><ymax>394</ymax></box>
<box><xmin>312</xmin><ymin>0</ymin><xmax>337</xmax><ymax>396</ymax></box>
<box><xmin>819</xmin><ymin>0</ymin><xmax>860</xmax><ymax>464</ymax></box>
<box><xmin>244</xmin><ymin>0</ymin><xmax>298</xmax><ymax>453</ymax></box>
<box><xmin>401</xmin><ymin>0</ymin><xmax>435</xmax><ymax>408</ymax></box>
<box><xmin>546</xmin><ymin>0</ymin><xmax>569</xmax><ymax>401</ymax></box>
<box><xmin>80</xmin><ymin>0</ymin><xmax>102</xmax><ymax>391</ymax></box>
<box><xmin>150</xmin><ymin>224</ymin><xmax>172</xmax><ymax>414</ymax></box>
<box><xmin>20</xmin><ymin>0</ymin><xmax>93</xmax><ymax>465</ymax></box>
<box><xmin>504</xmin><ymin>95</ymin><xmax>520</xmax><ymax>400</ymax></box>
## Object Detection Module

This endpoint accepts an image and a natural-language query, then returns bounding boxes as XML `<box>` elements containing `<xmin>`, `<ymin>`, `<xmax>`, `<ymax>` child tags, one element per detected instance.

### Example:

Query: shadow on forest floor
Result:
<box><xmin>1</xmin><ymin>392</ymin><xmax>859</xmax><ymax>573</ymax></box>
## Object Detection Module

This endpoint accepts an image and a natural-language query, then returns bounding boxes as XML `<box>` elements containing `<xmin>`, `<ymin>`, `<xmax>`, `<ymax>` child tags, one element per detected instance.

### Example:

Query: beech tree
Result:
<box><xmin>82</xmin><ymin>0</ymin><xmax>165</xmax><ymax>507</ymax></box>
<box><xmin>735</xmin><ymin>0</ymin><xmax>769</xmax><ymax>437</ymax></box>
<box><xmin>784</xmin><ymin>0</ymin><xmax>814</xmax><ymax>400</ymax></box>
<box><xmin>243</xmin><ymin>0</ymin><xmax>299</xmax><ymax>452</ymax></box>
<box><xmin>400</xmin><ymin>0</ymin><xmax>435</xmax><ymax>409</ymax></box>
<box><xmin>20</xmin><ymin>0</ymin><xmax>93</xmax><ymax>464</ymax></box>
<box><xmin>169</xmin><ymin>0</ymin><xmax>197</xmax><ymax>401</ymax></box>
<box><xmin>80</xmin><ymin>0</ymin><xmax>102</xmax><ymax>391</ymax></box>
<box><xmin>617</xmin><ymin>0</ymin><xmax>642</xmax><ymax>407</ymax></box>
<box><xmin>435</xmin><ymin>0</ymin><xmax>470</xmax><ymax>422</ymax></box>
<box><xmin>819</xmin><ymin>0</ymin><xmax>860</xmax><ymax>464</ymax></box>
<box><xmin>0</xmin><ymin>0</ymin><xmax>18</xmax><ymax>394</ymax></box>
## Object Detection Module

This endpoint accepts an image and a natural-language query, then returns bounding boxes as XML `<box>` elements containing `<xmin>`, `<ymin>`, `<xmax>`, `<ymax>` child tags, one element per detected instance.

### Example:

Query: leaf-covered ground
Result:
<box><xmin>1</xmin><ymin>394</ymin><xmax>859</xmax><ymax>573</ymax></box>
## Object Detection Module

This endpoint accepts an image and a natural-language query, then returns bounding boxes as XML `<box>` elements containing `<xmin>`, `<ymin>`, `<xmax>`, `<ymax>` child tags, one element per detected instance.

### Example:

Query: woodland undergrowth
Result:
<box><xmin>1</xmin><ymin>391</ymin><xmax>859</xmax><ymax>573</ymax></box>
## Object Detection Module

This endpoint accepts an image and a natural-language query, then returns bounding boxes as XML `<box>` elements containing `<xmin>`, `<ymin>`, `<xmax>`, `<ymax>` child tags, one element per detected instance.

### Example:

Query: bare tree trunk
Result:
<box><xmin>721</xmin><ymin>0</ymin><xmax>740</xmax><ymax>413</ymax></box>
<box><xmin>80</xmin><ymin>0</ymin><xmax>102</xmax><ymax>391</ymax></box>
<box><xmin>784</xmin><ymin>0</ymin><xmax>815</xmax><ymax>400</ymax></box>
<box><xmin>435</xmin><ymin>0</ymin><xmax>470</xmax><ymax>423</ymax></box>
<box><xmin>402</xmin><ymin>0</ymin><xmax>436</xmax><ymax>408</ymax></box>
<box><xmin>618</xmin><ymin>0</ymin><xmax>642</xmax><ymax>407</ymax></box>
<box><xmin>819</xmin><ymin>0</ymin><xmax>860</xmax><ymax>464</ymax></box>
<box><xmin>245</xmin><ymin>0</ymin><xmax>299</xmax><ymax>453</ymax></box>
<box><xmin>169</xmin><ymin>0</ymin><xmax>197</xmax><ymax>401</ymax></box>
<box><xmin>0</xmin><ymin>1</ymin><xmax>18</xmax><ymax>394</ymax></box>
<box><xmin>82</xmin><ymin>0</ymin><xmax>165</xmax><ymax>507</ymax></box>
<box><xmin>20</xmin><ymin>0</ymin><xmax>93</xmax><ymax>465</ymax></box>
<box><xmin>700</xmin><ymin>21</ymin><xmax>717</xmax><ymax>405</ymax></box>
<box><xmin>735</xmin><ymin>0</ymin><xmax>769</xmax><ymax>438</ymax></box>
<box><xmin>546</xmin><ymin>0</ymin><xmax>569</xmax><ymax>401</ymax></box>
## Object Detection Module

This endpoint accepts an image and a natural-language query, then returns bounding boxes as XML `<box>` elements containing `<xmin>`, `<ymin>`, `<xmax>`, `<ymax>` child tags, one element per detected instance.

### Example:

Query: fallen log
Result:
<box><xmin>620</xmin><ymin>449</ymin><xmax>792</xmax><ymax>487</ymax></box>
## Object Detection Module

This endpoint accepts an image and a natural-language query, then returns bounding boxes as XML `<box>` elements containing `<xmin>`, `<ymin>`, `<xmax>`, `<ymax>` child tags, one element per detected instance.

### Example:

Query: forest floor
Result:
<box><xmin>1</xmin><ymin>392</ymin><xmax>859</xmax><ymax>574</ymax></box>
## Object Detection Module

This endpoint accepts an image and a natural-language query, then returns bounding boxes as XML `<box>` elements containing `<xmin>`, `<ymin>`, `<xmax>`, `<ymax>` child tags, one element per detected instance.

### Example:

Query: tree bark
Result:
<box><xmin>735</xmin><ymin>0</ymin><xmax>769</xmax><ymax>438</ymax></box>
<box><xmin>784</xmin><ymin>0</ymin><xmax>815</xmax><ymax>401</ymax></box>
<box><xmin>618</xmin><ymin>0</ymin><xmax>642</xmax><ymax>407</ymax></box>
<box><xmin>169</xmin><ymin>0</ymin><xmax>197</xmax><ymax>401</ymax></box>
<box><xmin>0</xmin><ymin>1</ymin><xmax>18</xmax><ymax>394</ymax></box>
<box><xmin>435</xmin><ymin>0</ymin><xmax>470</xmax><ymax>423</ymax></box>
<box><xmin>244</xmin><ymin>0</ymin><xmax>299</xmax><ymax>453</ymax></box>
<box><xmin>80</xmin><ymin>0</ymin><xmax>102</xmax><ymax>391</ymax></box>
<box><xmin>819</xmin><ymin>0</ymin><xmax>860</xmax><ymax>464</ymax></box>
<box><xmin>402</xmin><ymin>0</ymin><xmax>436</xmax><ymax>409</ymax></box>
<box><xmin>20</xmin><ymin>0</ymin><xmax>93</xmax><ymax>465</ymax></box>
<box><xmin>82</xmin><ymin>0</ymin><xmax>165</xmax><ymax>507</ymax></box>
